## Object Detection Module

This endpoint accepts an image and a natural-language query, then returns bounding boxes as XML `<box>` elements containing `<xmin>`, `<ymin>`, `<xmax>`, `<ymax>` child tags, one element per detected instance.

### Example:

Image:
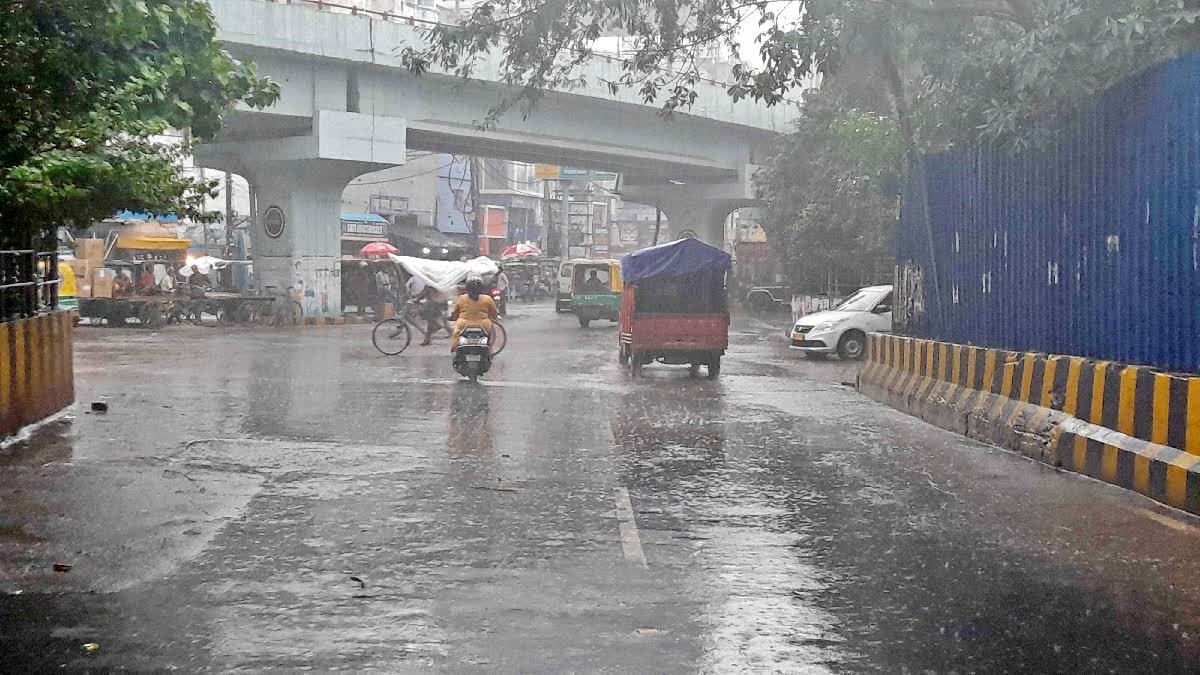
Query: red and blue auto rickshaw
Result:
<box><xmin>618</xmin><ymin>238</ymin><xmax>731</xmax><ymax>379</ymax></box>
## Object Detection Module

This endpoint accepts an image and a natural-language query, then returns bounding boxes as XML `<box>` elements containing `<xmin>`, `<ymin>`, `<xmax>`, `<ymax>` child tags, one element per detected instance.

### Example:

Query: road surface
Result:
<box><xmin>2</xmin><ymin>304</ymin><xmax>1199</xmax><ymax>671</ymax></box>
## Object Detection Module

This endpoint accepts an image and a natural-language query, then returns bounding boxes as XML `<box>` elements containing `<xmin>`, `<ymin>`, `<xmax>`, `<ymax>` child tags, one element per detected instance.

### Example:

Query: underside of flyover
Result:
<box><xmin>194</xmin><ymin>0</ymin><xmax>791</xmax><ymax>317</ymax></box>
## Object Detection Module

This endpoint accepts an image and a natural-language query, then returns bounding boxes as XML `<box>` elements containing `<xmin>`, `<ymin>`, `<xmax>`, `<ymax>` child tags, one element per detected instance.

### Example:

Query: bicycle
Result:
<box><xmin>373</xmin><ymin>304</ymin><xmax>508</xmax><ymax>357</ymax></box>
<box><xmin>256</xmin><ymin>286</ymin><xmax>303</xmax><ymax>327</ymax></box>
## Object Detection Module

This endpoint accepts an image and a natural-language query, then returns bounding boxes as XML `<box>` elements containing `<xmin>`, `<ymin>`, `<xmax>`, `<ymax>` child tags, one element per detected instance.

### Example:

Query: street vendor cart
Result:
<box><xmin>618</xmin><ymin>238</ymin><xmax>731</xmax><ymax>379</ymax></box>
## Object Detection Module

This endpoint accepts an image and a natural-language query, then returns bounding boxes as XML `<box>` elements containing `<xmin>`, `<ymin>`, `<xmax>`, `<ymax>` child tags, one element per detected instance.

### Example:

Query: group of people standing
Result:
<box><xmin>113</xmin><ymin>262</ymin><xmax>210</xmax><ymax>298</ymax></box>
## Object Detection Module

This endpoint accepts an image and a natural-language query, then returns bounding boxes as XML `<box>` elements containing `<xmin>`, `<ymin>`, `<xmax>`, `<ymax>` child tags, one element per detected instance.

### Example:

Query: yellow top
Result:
<box><xmin>452</xmin><ymin>293</ymin><xmax>499</xmax><ymax>322</ymax></box>
<box><xmin>57</xmin><ymin>262</ymin><xmax>77</xmax><ymax>296</ymax></box>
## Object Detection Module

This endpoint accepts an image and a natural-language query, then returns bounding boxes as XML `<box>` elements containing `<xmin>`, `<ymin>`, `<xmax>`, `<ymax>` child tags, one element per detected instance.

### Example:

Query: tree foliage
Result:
<box><xmin>406</xmin><ymin>0</ymin><xmax>1200</xmax><ymax>284</ymax></box>
<box><xmin>0</xmin><ymin>0</ymin><xmax>277</xmax><ymax>247</ymax></box>
<box><xmin>755</xmin><ymin>93</ymin><xmax>902</xmax><ymax>290</ymax></box>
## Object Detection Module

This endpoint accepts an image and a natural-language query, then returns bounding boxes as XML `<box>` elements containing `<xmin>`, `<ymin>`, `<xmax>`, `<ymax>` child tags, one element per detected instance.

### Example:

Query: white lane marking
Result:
<box><xmin>615</xmin><ymin>487</ymin><xmax>648</xmax><ymax>568</ymax></box>
<box><xmin>1130</xmin><ymin>506</ymin><xmax>1200</xmax><ymax>535</ymax></box>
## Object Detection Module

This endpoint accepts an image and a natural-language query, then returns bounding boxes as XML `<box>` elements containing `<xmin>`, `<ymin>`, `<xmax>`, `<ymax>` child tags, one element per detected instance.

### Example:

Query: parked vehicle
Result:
<box><xmin>618</xmin><ymin>239</ymin><xmax>731</xmax><ymax>379</ymax></box>
<box><xmin>789</xmin><ymin>284</ymin><xmax>893</xmax><ymax>360</ymax></box>
<box><xmin>572</xmin><ymin>260</ymin><xmax>622</xmax><ymax>328</ymax></box>
<box><xmin>555</xmin><ymin>259</ymin><xmax>581</xmax><ymax>312</ymax></box>
<box><xmin>452</xmin><ymin>324</ymin><xmax>493</xmax><ymax>382</ymax></box>
<box><xmin>745</xmin><ymin>285</ymin><xmax>791</xmax><ymax>314</ymax></box>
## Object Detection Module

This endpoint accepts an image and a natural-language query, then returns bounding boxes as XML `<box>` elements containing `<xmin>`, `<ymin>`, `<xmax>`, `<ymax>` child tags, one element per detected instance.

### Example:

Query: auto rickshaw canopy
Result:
<box><xmin>620</xmin><ymin>238</ymin><xmax>731</xmax><ymax>283</ymax></box>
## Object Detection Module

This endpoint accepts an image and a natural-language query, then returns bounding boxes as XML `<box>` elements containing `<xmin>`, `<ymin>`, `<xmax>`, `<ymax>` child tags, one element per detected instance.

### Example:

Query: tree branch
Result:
<box><xmin>877</xmin><ymin>0</ymin><xmax>1036</xmax><ymax>30</ymax></box>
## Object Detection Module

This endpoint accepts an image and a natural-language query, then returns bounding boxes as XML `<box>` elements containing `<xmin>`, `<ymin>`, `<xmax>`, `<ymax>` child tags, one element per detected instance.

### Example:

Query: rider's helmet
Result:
<box><xmin>465</xmin><ymin>274</ymin><xmax>484</xmax><ymax>296</ymax></box>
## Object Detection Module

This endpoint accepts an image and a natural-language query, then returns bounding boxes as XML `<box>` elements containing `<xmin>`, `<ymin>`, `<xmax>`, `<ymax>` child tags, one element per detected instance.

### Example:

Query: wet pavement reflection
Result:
<box><xmin>1</xmin><ymin>307</ymin><xmax>1200</xmax><ymax>671</ymax></box>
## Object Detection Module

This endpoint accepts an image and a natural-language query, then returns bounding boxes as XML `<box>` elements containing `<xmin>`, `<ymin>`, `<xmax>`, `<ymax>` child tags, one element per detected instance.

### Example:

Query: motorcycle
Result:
<box><xmin>452</xmin><ymin>324</ymin><xmax>493</xmax><ymax>382</ymax></box>
<box><xmin>490</xmin><ymin>287</ymin><xmax>507</xmax><ymax>316</ymax></box>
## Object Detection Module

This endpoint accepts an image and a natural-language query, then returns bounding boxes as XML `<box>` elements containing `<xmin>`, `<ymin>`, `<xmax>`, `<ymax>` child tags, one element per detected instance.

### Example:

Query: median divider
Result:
<box><xmin>858</xmin><ymin>333</ymin><xmax>1200</xmax><ymax>515</ymax></box>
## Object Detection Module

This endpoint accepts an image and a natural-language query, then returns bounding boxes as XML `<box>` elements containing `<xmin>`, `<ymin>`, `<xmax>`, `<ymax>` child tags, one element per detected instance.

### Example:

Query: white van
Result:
<box><xmin>555</xmin><ymin>259</ymin><xmax>581</xmax><ymax>312</ymax></box>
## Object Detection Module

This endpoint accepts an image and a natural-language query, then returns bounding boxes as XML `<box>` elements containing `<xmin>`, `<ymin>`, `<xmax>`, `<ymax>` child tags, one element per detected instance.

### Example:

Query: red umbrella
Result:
<box><xmin>359</xmin><ymin>241</ymin><xmax>399</xmax><ymax>257</ymax></box>
<box><xmin>500</xmin><ymin>243</ymin><xmax>542</xmax><ymax>260</ymax></box>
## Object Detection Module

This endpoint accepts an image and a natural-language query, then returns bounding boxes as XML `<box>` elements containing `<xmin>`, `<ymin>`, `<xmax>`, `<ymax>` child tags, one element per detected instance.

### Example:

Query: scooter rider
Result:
<box><xmin>451</xmin><ymin>275</ymin><xmax>499</xmax><ymax>352</ymax></box>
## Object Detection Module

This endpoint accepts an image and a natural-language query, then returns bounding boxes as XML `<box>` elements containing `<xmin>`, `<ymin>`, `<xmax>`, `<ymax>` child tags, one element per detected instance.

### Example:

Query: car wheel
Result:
<box><xmin>837</xmin><ymin>330</ymin><xmax>867</xmax><ymax>360</ymax></box>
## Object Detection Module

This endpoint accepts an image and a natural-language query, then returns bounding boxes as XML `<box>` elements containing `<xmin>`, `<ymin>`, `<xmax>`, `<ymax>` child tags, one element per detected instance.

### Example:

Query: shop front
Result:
<box><xmin>340</xmin><ymin>213</ymin><xmax>389</xmax><ymax>258</ymax></box>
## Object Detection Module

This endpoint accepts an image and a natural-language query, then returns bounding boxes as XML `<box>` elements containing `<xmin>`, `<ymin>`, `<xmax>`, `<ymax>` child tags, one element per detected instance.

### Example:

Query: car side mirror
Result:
<box><xmin>873</xmin><ymin>304</ymin><xmax>892</xmax><ymax>314</ymax></box>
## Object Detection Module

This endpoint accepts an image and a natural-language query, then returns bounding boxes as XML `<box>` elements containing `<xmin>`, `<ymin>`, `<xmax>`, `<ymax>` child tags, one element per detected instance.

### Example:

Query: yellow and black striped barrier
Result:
<box><xmin>1</xmin><ymin>311</ymin><xmax>75</xmax><ymax>438</ymax></box>
<box><xmin>859</xmin><ymin>333</ymin><xmax>1200</xmax><ymax>514</ymax></box>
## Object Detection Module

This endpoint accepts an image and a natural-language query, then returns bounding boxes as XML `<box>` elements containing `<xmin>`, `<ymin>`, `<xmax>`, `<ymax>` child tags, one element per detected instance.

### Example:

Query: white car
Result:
<box><xmin>789</xmin><ymin>285</ymin><xmax>893</xmax><ymax>360</ymax></box>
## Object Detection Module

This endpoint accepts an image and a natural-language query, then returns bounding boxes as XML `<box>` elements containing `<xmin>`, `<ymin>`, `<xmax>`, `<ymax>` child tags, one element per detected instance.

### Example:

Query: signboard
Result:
<box><xmin>263</xmin><ymin>206</ymin><xmax>286</xmax><ymax>238</ymax></box>
<box><xmin>560</xmin><ymin>167</ymin><xmax>591</xmax><ymax>181</ymax></box>
<box><xmin>535</xmin><ymin>164</ymin><xmax>561</xmax><ymax>180</ymax></box>
<box><xmin>341</xmin><ymin>219</ymin><xmax>387</xmax><ymax>238</ymax></box>
<box><xmin>483</xmin><ymin>206</ymin><xmax>508</xmax><ymax>238</ymax></box>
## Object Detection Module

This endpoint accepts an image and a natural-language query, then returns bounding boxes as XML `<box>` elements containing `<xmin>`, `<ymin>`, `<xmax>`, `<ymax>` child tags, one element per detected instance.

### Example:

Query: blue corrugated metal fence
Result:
<box><xmin>897</xmin><ymin>53</ymin><xmax>1200</xmax><ymax>373</ymax></box>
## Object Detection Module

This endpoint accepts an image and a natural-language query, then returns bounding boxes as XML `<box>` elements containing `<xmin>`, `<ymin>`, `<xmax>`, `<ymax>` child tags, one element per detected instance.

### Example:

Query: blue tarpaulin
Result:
<box><xmin>620</xmin><ymin>238</ymin><xmax>731</xmax><ymax>283</ymax></box>
<box><xmin>341</xmin><ymin>213</ymin><xmax>388</xmax><ymax>224</ymax></box>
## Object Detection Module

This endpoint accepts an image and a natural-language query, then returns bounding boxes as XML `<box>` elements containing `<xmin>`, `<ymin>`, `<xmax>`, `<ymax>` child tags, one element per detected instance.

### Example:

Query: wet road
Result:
<box><xmin>3</xmin><ymin>304</ymin><xmax>1200</xmax><ymax>671</ymax></box>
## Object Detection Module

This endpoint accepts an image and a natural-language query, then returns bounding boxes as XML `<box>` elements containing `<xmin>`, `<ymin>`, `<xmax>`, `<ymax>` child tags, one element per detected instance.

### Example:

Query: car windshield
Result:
<box><xmin>834</xmin><ymin>289</ymin><xmax>885</xmax><ymax>312</ymax></box>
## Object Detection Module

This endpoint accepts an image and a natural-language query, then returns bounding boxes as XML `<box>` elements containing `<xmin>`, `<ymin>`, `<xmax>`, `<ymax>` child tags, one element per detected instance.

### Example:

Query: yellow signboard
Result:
<box><xmin>534</xmin><ymin>164</ymin><xmax>561</xmax><ymax>180</ymax></box>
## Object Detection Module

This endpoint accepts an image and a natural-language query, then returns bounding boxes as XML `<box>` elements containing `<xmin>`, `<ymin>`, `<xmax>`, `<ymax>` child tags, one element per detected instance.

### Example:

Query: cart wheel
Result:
<box><xmin>140</xmin><ymin>303</ymin><xmax>164</xmax><ymax>329</ymax></box>
<box><xmin>217</xmin><ymin>304</ymin><xmax>237</xmax><ymax>326</ymax></box>
<box><xmin>631</xmin><ymin>353</ymin><xmax>643</xmax><ymax>378</ymax></box>
<box><xmin>108</xmin><ymin>301</ymin><xmax>130</xmax><ymax>327</ymax></box>
<box><xmin>707</xmin><ymin>353</ymin><xmax>721</xmax><ymax>379</ymax></box>
<box><xmin>234</xmin><ymin>303</ymin><xmax>255</xmax><ymax>324</ymax></box>
<box><xmin>618</xmin><ymin>347</ymin><xmax>630</xmax><ymax>367</ymax></box>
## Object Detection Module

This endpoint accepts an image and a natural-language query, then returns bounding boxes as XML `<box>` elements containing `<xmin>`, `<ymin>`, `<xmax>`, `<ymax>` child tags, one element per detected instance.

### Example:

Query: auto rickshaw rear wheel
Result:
<box><xmin>708</xmin><ymin>353</ymin><xmax>722</xmax><ymax>379</ymax></box>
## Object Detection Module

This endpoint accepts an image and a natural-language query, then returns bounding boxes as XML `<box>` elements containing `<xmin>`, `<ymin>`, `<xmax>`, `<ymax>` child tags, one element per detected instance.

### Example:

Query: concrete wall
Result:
<box><xmin>342</xmin><ymin>154</ymin><xmax>441</xmax><ymax>227</ymax></box>
<box><xmin>1</xmin><ymin>312</ymin><xmax>74</xmax><ymax>438</ymax></box>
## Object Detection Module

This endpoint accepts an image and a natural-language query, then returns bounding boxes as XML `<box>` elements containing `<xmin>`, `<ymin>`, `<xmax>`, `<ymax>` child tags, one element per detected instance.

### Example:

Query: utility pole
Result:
<box><xmin>542</xmin><ymin>177</ymin><xmax>552</xmax><ymax>254</ymax></box>
<box><xmin>560</xmin><ymin>181</ymin><xmax>570</xmax><ymax>260</ymax></box>
<box><xmin>224</xmin><ymin>171</ymin><xmax>234</xmax><ymax>257</ymax></box>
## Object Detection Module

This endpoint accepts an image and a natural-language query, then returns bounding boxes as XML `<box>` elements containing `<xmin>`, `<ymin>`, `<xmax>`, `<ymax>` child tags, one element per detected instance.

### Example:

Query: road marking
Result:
<box><xmin>614</xmin><ymin>487</ymin><xmax>648</xmax><ymax>568</ymax></box>
<box><xmin>1130</xmin><ymin>506</ymin><xmax>1200</xmax><ymax>535</ymax></box>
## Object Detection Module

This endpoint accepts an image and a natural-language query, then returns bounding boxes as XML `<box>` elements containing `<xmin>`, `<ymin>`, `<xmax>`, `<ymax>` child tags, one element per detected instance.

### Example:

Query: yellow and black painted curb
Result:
<box><xmin>2</xmin><ymin>311</ymin><xmax>74</xmax><ymax>438</ymax></box>
<box><xmin>859</xmin><ymin>333</ymin><xmax>1200</xmax><ymax>515</ymax></box>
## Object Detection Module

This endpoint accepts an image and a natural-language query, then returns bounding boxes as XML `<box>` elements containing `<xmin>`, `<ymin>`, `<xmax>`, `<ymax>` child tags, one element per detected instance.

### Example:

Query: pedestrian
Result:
<box><xmin>375</xmin><ymin>266</ymin><xmax>395</xmax><ymax>307</ymax></box>
<box><xmin>416</xmin><ymin>282</ymin><xmax>443</xmax><ymax>346</ymax></box>
<box><xmin>496</xmin><ymin>265</ymin><xmax>510</xmax><ymax>295</ymax></box>
<box><xmin>352</xmin><ymin>263</ymin><xmax>370</xmax><ymax>315</ymax></box>
<box><xmin>136</xmin><ymin>262</ymin><xmax>157</xmax><ymax>294</ymax></box>
<box><xmin>159</xmin><ymin>264</ymin><xmax>177</xmax><ymax>293</ymax></box>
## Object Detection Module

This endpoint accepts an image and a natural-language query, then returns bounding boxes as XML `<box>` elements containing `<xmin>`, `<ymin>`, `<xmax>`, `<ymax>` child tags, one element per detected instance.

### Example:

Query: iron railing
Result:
<box><xmin>0</xmin><ymin>250</ymin><xmax>59</xmax><ymax>323</ymax></box>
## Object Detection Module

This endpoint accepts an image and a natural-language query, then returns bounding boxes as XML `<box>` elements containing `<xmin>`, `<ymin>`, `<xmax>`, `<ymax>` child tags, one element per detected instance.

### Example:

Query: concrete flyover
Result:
<box><xmin>196</xmin><ymin>0</ymin><xmax>794</xmax><ymax>316</ymax></box>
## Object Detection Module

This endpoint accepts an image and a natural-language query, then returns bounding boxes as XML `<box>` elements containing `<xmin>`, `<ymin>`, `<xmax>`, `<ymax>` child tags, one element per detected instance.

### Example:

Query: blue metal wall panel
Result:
<box><xmin>897</xmin><ymin>53</ymin><xmax>1200</xmax><ymax>372</ymax></box>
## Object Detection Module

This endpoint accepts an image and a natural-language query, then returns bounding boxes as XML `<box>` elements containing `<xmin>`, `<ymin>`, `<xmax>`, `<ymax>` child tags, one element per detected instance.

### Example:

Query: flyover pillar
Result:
<box><xmin>245</xmin><ymin>161</ymin><xmax>365</xmax><ymax>320</ymax></box>
<box><xmin>194</xmin><ymin>111</ymin><xmax>407</xmax><ymax>319</ymax></box>
<box><xmin>623</xmin><ymin>167</ymin><xmax>759</xmax><ymax>248</ymax></box>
